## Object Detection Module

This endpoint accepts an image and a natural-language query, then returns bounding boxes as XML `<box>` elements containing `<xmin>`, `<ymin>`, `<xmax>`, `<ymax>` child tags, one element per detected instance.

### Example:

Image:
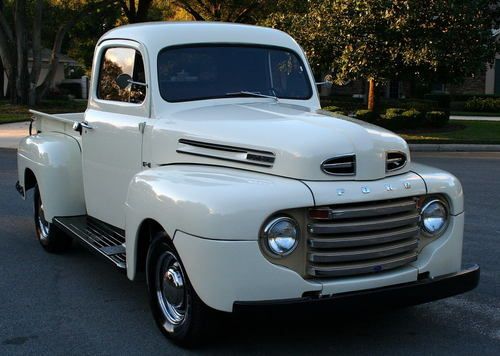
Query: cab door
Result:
<box><xmin>81</xmin><ymin>40</ymin><xmax>150</xmax><ymax>229</ymax></box>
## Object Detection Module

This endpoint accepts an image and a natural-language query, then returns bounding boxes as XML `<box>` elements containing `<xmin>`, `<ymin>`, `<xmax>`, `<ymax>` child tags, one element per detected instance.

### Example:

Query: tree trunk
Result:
<box><xmin>36</xmin><ymin>21</ymin><xmax>72</xmax><ymax>100</ymax></box>
<box><xmin>0</xmin><ymin>56</ymin><xmax>4</xmax><ymax>99</ymax></box>
<box><xmin>15</xmin><ymin>0</ymin><xmax>29</xmax><ymax>105</ymax></box>
<box><xmin>29</xmin><ymin>0</ymin><xmax>43</xmax><ymax>106</ymax></box>
<box><xmin>0</xmin><ymin>1</ymin><xmax>17</xmax><ymax>103</ymax></box>
<box><xmin>368</xmin><ymin>79</ymin><xmax>376</xmax><ymax>112</ymax></box>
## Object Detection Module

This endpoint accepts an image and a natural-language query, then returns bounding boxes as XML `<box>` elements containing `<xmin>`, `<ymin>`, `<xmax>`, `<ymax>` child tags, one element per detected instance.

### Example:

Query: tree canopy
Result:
<box><xmin>264</xmin><ymin>0</ymin><xmax>499</xmax><ymax>110</ymax></box>
<box><xmin>1</xmin><ymin>0</ymin><xmax>499</xmax><ymax>107</ymax></box>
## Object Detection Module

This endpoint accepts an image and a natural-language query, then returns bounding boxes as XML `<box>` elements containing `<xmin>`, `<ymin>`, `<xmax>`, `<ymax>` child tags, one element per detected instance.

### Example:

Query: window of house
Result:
<box><xmin>97</xmin><ymin>47</ymin><xmax>146</xmax><ymax>104</ymax></box>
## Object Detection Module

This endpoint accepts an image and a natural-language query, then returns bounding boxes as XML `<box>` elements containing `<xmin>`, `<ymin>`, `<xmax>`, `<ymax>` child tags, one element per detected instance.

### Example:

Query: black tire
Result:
<box><xmin>146</xmin><ymin>232</ymin><xmax>212</xmax><ymax>347</ymax></box>
<box><xmin>34</xmin><ymin>185</ymin><xmax>72</xmax><ymax>253</ymax></box>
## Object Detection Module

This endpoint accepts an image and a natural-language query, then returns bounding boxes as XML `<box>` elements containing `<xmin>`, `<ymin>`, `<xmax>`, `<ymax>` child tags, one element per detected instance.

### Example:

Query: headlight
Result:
<box><xmin>420</xmin><ymin>198</ymin><xmax>449</xmax><ymax>237</ymax></box>
<box><xmin>263</xmin><ymin>216</ymin><xmax>299</xmax><ymax>256</ymax></box>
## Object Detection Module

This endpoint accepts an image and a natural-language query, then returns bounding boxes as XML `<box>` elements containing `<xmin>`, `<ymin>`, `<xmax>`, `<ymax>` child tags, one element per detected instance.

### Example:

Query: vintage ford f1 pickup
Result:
<box><xmin>16</xmin><ymin>22</ymin><xmax>479</xmax><ymax>346</ymax></box>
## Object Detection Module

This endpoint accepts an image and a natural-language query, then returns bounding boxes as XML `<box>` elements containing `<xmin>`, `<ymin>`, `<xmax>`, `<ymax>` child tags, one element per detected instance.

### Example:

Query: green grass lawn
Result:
<box><xmin>450</xmin><ymin>111</ymin><xmax>500</xmax><ymax>117</ymax></box>
<box><xmin>399</xmin><ymin>120</ymin><xmax>500</xmax><ymax>144</ymax></box>
<box><xmin>0</xmin><ymin>99</ymin><xmax>87</xmax><ymax>124</ymax></box>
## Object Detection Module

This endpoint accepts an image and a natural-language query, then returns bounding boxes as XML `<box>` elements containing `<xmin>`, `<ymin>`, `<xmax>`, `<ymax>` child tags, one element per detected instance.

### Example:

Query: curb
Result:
<box><xmin>410</xmin><ymin>144</ymin><xmax>500</xmax><ymax>152</ymax></box>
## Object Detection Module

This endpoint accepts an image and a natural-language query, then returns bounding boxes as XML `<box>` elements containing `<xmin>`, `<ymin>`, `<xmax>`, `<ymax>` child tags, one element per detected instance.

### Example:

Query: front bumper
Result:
<box><xmin>233</xmin><ymin>264</ymin><xmax>480</xmax><ymax>313</ymax></box>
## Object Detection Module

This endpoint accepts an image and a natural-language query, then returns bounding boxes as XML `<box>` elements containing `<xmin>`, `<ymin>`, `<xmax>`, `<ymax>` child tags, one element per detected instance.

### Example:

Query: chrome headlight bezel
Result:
<box><xmin>419</xmin><ymin>197</ymin><xmax>450</xmax><ymax>238</ymax></box>
<box><xmin>261</xmin><ymin>216</ymin><xmax>300</xmax><ymax>257</ymax></box>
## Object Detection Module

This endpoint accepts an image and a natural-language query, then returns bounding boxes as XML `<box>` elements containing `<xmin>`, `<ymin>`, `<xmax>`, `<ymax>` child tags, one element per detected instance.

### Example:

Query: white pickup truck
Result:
<box><xmin>16</xmin><ymin>22</ymin><xmax>479</xmax><ymax>346</ymax></box>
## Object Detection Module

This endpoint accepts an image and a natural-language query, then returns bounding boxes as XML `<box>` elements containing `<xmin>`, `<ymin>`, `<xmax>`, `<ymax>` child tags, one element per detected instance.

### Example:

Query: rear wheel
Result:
<box><xmin>146</xmin><ymin>232</ymin><xmax>212</xmax><ymax>347</ymax></box>
<box><xmin>34</xmin><ymin>185</ymin><xmax>72</xmax><ymax>253</ymax></box>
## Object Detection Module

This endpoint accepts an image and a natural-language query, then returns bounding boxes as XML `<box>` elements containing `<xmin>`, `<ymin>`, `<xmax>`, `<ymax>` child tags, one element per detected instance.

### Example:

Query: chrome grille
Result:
<box><xmin>386</xmin><ymin>151</ymin><xmax>407</xmax><ymax>172</ymax></box>
<box><xmin>307</xmin><ymin>197</ymin><xmax>420</xmax><ymax>278</ymax></box>
<box><xmin>321</xmin><ymin>154</ymin><xmax>356</xmax><ymax>176</ymax></box>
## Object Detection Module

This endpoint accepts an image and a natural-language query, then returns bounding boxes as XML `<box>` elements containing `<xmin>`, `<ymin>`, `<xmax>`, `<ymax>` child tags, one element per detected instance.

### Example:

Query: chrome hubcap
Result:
<box><xmin>156</xmin><ymin>251</ymin><xmax>186</xmax><ymax>325</ymax></box>
<box><xmin>37</xmin><ymin>201</ymin><xmax>50</xmax><ymax>240</ymax></box>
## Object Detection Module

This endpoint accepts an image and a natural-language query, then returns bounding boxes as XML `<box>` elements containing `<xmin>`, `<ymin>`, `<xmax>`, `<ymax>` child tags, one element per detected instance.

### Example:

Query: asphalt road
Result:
<box><xmin>0</xmin><ymin>148</ymin><xmax>499</xmax><ymax>355</ymax></box>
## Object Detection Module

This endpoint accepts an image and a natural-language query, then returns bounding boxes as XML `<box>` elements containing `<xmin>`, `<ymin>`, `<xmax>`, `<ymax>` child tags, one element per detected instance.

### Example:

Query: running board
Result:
<box><xmin>53</xmin><ymin>216</ymin><xmax>126</xmax><ymax>269</ymax></box>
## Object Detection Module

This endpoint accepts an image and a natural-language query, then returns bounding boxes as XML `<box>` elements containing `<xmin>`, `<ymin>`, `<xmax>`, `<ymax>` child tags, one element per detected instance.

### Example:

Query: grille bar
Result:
<box><xmin>308</xmin><ymin>239</ymin><xmax>418</xmax><ymax>263</ymax></box>
<box><xmin>306</xmin><ymin>197</ymin><xmax>421</xmax><ymax>278</ymax></box>
<box><xmin>308</xmin><ymin>252</ymin><xmax>418</xmax><ymax>277</ymax></box>
<box><xmin>324</xmin><ymin>199</ymin><xmax>416</xmax><ymax>220</ymax></box>
<box><xmin>309</xmin><ymin>212</ymin><xmax>420</xmax><ymax>235</ymax></box>
<box><xmin>308</xmin><ymin>225</ymin><xmax>420</xmax><ymax>249</ymax></box>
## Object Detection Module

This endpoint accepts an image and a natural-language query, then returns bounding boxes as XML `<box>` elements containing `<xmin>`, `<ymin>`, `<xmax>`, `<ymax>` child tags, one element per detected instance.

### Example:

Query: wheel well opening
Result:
<box><xmin>24</xmin><ymin>168</ymin><xmax>37</xmax><ymax>192</ymax></box>
<box><xmin>136</xmin><ymin>219</ymin><xmax>165</xmax><ymax>273</ymax></box>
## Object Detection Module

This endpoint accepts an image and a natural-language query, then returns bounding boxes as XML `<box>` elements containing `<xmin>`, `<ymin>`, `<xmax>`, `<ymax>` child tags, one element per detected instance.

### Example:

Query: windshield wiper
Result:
<box><xmin>225</xmin><ymin>91</ymin><xmax>278</xmax><ymax>102</ymax></box>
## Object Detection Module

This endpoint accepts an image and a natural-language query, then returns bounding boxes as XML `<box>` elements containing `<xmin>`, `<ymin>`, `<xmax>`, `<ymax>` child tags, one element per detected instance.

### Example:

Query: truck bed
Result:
<box><xmin>30</xmin><ymin>109</ymin><xmax>84</xmax><ymax>140</ymax></box>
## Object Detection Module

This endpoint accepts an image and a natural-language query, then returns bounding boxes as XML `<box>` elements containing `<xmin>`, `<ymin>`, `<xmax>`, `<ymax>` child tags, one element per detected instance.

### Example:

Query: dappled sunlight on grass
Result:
<box><xmin>398</xmin><ymin>120</ymin><xmax>500</xmax><ymax>144</ymax></box>
<box><xmin>0</xmin><ymin>99</ymin><xmax>87</xmax><ymax>124</ymax></box>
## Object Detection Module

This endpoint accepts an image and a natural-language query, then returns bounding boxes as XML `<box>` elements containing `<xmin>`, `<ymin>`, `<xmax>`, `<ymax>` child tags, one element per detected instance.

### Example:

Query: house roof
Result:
<box><xmin>28</xmin><ymin>48</ymin><xmax>78</xmax><ymax>64</ymax></box>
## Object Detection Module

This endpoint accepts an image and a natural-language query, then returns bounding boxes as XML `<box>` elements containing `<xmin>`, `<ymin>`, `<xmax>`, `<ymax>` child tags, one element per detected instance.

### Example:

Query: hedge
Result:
<box><xmin>425</xmin><ymin>111</ymin><xmax>449</xmax><ymax>128</ymax></box>
<box><xmin>464</xmin><ymin>97</ymin><xmax>500</xmax><ymax>113</ymax></box>
<box><xmin>355</xmin><ymin>110</ymin><xmax>379</xmax><ymax>122</ymax></box>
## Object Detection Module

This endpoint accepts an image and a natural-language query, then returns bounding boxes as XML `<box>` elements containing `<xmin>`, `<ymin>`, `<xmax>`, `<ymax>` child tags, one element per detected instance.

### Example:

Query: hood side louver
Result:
<box><xmin>386</xmin><ymin>151</ymin><xmax>407</xmax><ymax>172</ymax></box>
<box><xmin>321</xmin><ymin>154</ymin><xmax>356</xmax><ymax>176</ymax></box>
<box><xmin>177</xmin><ymin>139</ymin><xmax>275</xmax><ymax>168</ymax></box>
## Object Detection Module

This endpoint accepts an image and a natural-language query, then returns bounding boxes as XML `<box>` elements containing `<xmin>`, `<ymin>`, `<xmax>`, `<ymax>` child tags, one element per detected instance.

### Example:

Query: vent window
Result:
<box><xmin>321</xmin><ymin>155</ymin><xmax>356</xmax><ymax>176</ymax></box>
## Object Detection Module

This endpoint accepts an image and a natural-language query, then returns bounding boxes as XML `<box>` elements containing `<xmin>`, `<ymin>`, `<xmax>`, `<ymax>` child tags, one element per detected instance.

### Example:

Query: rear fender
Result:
<box><xmin>17</xmin><ymin>132</ymin><xmax>86</xmax><ymax>220</ymax></box>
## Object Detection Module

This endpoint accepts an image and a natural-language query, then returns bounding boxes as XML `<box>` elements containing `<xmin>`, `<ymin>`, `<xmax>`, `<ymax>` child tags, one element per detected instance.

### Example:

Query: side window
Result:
<box><xmin>97</xmin><ymin>47</ymin><xmax>147</xmax><ymax>104</ymax></box>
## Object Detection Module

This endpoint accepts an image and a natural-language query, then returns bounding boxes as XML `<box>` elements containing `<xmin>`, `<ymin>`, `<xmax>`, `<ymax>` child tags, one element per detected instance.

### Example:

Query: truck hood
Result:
<box><xmin>151</xmin><ymin>102</ymin><xmax>410</xmax><ymax>181</ymax></box>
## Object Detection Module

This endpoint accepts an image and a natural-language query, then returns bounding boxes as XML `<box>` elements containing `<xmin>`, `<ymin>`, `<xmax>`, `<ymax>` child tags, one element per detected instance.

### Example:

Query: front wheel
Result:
<box><xmin>34</xmin><ymin>185</ymin><xmax>72</xmax><ymax>253</ymax></box>
<box><xmin>146</xmin><ymin>232</ymin><xmax>212</xmax><ymax>347</ymax></box>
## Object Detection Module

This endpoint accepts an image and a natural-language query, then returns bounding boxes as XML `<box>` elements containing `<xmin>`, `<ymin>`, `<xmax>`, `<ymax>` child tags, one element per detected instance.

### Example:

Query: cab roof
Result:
<box><xmin>99</xmin><ymin>22</ymin><xmax>302</xmax><ymax>54</ymax></box>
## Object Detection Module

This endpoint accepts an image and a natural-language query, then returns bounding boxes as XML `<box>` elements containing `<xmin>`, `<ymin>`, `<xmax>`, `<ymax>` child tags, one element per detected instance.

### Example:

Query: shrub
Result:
<box><xmin>323</xmin><ymin>105</ymin><xmax>341</xmax><ymax>112</ymax></box>
<box><xmin>464</xmin><ymin>97</ymin><xmax>500</xmax><ymax>113</ymax></box>
<box><xmin>381</xmin><ymin>98</ymin><xmax>439</xmax><ymax>113</ymax></box>
<box><xmin>333</xmin><ymin>110</ymin><xmax>349</xmax><ymax>116</ymax></box>
<box><xmin>385</xmin><ymin>108</ymin><xmax>405</xmax><ymax>120</ymax></box>
<box><xmin>402</xmin><ymin>109</ymin><xmax>424</xmax><ymax>120</ymax></box>
<box><xmin>401</xmin><ymin>109</ymin><xmax>424</xmax><ymax>129</ymax></box>
<box><xmin>355</xmin><ymin>110</ymin><xmax>379</xmax><ymax>122</ymax></box>
<box><xmin>426</xmin><ymin>111</ymin><xmax>449</xmax><ymax>128</ymax></box>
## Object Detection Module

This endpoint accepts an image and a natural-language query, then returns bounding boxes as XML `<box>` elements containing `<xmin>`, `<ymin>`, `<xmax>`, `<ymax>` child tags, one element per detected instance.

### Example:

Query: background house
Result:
<box><xmin>2</xmin><ymin>48</ymin><xmax>78</xmax><ymax>97</ymax></box>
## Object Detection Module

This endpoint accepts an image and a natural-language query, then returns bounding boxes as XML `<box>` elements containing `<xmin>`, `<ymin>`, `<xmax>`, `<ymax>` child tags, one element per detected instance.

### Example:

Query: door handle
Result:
<box><xmin>73</xmin><ymin>121</ymin><xmax>93</xmax><ymax>134</ymax></box>
<box><xmin>81</xmin><ymin>121</ymin><xmax>93</xmax><ymax>129</ymax></box>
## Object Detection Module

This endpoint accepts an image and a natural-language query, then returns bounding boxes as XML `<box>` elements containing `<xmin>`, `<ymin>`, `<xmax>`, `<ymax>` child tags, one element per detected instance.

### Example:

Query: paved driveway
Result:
<box><xmin>0</xmin><ymin>149</ymin><xmax>499</xmax><ymax>355</ymax></box>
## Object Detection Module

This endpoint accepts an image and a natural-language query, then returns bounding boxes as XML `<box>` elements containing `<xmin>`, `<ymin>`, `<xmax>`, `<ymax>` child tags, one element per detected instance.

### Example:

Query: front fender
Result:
<box><xmin>17</xmin><ymin>132</ymin><xmax>86</xmax><ymax>221</ymax></box>
<box><xmin>410</xmin><ymin>162</ymin><xmax>464</xmax><ymax>215</ymax></box>
<box><xmin>124</xmin><ymin>165</ymin><xmax>314</xmax><ymax>279</ymax></box>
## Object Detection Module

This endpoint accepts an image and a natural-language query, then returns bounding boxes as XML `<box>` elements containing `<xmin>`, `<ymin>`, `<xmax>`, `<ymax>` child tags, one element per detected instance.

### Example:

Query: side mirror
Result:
<box><xmin>116</xmin><ymin>73</ymin><xmax>148</xmax><ymax>90</ymax></box>
<box><xmin>116</xmin><ymin>73</ymin><xmax>132</xmax><ymax>89</ymax></box>
<box><xmin>316</xmin><ymin>81</ymin><xmax>333</xmax><ymax>89</ymax></box>
<box><xmin>316</xmin><ymin>74</ymin><xmax>334</xmax><ymax>88</ymax></box>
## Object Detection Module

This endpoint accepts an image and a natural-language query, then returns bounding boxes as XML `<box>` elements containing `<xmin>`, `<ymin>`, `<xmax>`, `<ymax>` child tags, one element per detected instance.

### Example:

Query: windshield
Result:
<box><xmin>157</xmin><ymin>45</ymin><xmax>312</xmax><ymax>102</ymax></box>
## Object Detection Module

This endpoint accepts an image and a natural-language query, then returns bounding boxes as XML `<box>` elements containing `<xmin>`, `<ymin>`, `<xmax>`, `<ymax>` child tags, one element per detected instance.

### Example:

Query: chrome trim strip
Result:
<box><xmin>321</xmin><ymin>154</ymin><xmax>356</xmax><ymax>176</ymax></box>
<box><xmin>309</xmin><ymin>212</ymin><xmax>420</xmax><ymax>234</ymax></box>
<box><xmin>177</xmin><ymin>138</ymin><xmax>276</xmax><ymax>167</ymax></box>
<box><xmin>386</xmin><ymin>151</ymin><xmax>408</xmax><ymax>172</ymax></box>
<box><xmin>308</xmin><ymin>225</ymin><xmax>420</xmax><ymax>249</ymax></box>
<box><xmin>307</xmin><ymin>252</ymin><xmax>418</xmax><ymax>277</ymax></box>
<box><xmin>314</xmin><ymin>199</ymin><xmax>417</xmax><ymax>220</ymax></box>
<box><xmin>308</xmin><ymin>239</ymin><xmax>418</xmax><ymax>263</ymax></box>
